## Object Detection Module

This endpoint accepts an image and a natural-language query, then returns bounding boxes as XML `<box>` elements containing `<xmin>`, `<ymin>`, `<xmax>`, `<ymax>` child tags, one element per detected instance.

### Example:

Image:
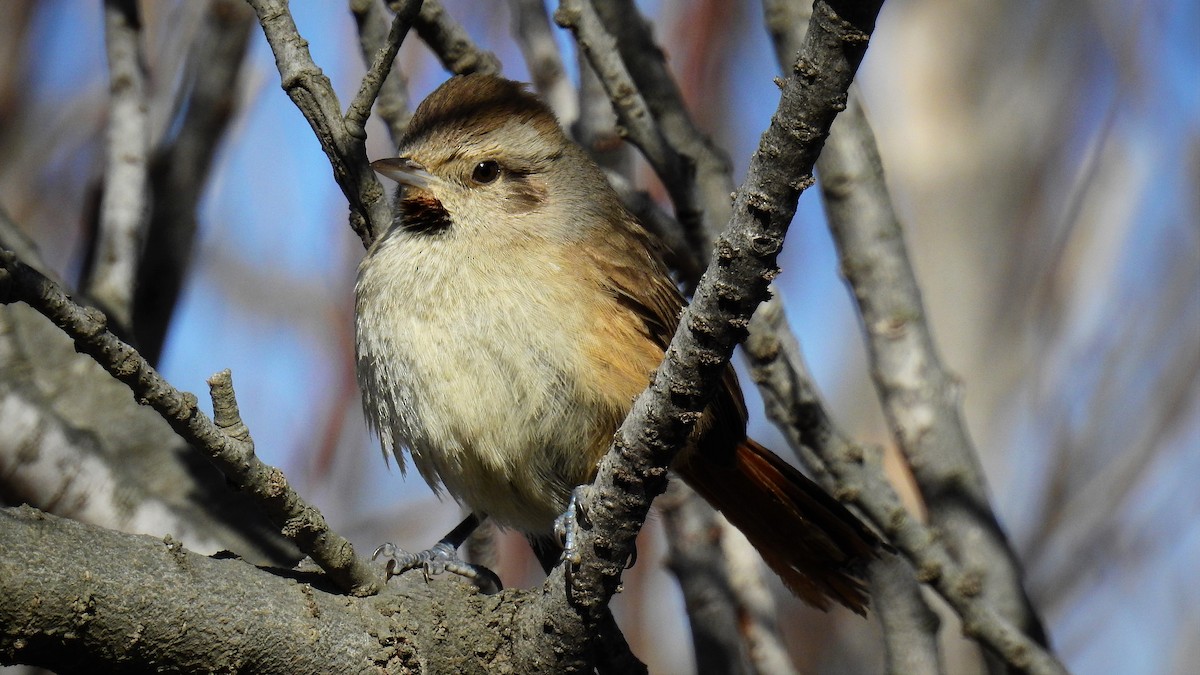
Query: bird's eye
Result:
<box><xmin>471</xmin><ymin>160</ymin><xmax>501</xmax><ymax>184</ymax></box>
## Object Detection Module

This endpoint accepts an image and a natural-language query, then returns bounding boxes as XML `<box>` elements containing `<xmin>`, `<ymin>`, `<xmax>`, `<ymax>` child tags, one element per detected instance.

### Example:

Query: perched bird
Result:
<box><xmin>355</xmin><ymin>74</ymin><xmax>878</xmax><ymax>612</ymax></box>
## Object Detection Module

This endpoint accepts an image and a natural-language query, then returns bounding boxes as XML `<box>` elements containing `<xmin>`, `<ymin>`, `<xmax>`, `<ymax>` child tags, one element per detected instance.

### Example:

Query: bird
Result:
<box><xmin>355</xmin><ymin>73</ymin><xmax>878</xmax><ymax>613</ymax></box>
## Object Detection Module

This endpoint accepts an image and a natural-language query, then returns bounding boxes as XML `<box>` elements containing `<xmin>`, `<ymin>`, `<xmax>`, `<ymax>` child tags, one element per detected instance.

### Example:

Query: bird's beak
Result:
<box><xmin>371</xmin><ymin>157</ymin><xmax>438</xmax><ymax>190</ymax></box>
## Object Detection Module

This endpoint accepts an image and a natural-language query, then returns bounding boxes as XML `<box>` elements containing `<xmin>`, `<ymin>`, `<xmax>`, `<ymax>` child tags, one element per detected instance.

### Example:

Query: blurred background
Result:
<box><xmin>0</xmin><ymin>1</ymin><xmax>1196</xmax><ymax>673</ymax></box>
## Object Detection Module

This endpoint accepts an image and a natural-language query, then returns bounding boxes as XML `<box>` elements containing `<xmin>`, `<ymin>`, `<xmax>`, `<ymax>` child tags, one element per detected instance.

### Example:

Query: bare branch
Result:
<box><xmin>0</xmin><ymin>248</ymin><xmax>382</xmax><ymax>597</ymax></box>
<box><xmin>589</xmin><ymin>0</ymin><xmax>737</xmax><ymax>254</ymax></box>
<box><xmin>134</xmin><ymin>0</ymin><xmax>253</xmax><ymax>365</ymax></box>
<box><xmin>345</xmin><ymin>0</ymin><xmax>421</xmax><ymax>139</ymax></box>
<box><xmin>744</xmin><ymin>299</ymin><xmax>1067</xmax><ymax>675</ymax></box>
<box><xmin>85</xmin><ymin>0</ymin><xmax>150</xmax><ymax>330</ymax></box>
<box><xmin>508</xmin><ymin>0</ymin><xmax>578</xmax><ymax>125</ymax></box>
<box><xmin>246</xmin><ymin>0</ymin><xmax>391</xmax><ymax>246</ymax></box>
<box><xmin>349</xmin><ymin>0</ymin><xmax>415</xmax><ymax>146</ymax></box>
<box><xmin>555</xmin><ymin>0</ymin><xmax>701</xmax><ymax>239</ymax></box>
<box><xmin>520</xmin><ymin>1</ymin><xmax>885</xmax><ymax>668</ymax></box>
<box><xmin>818</xmin><ymin>83</ymin><xmax>1049</xmax><ymax>648</ymax></box>
<box><xmin>412</xmin><ymin>0</ymin><xmax>502</xmax><ymax>76</ymax></box>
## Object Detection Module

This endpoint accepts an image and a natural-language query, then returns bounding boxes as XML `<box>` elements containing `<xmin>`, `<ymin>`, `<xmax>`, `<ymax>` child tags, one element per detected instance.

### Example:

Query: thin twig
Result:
<box><xmin>86</xmin><ymin>0</ymin><xmax>150</xmax><ymax>330</ymax></box>
<box><xmin>246</xmin><ymin>0</ymin><xmax>391</xmax><ymax>246</ymax></box>
<box><xmin>349</xmin><ymin>0</ymin><xmax>415</xmax><ymax>146</ymax></box>
<box><xmin>344</xmin><ymin>0</ymin><xmax>421</xmax><ymax>139</ymax></box>
<box><xmin>589</xmin><ymin>0</ymin><xmax>736</xmax><ymax>254</ymax></box>
<box><xmin>555</xmin><ymin>0</ymin><xmax>701</xmax><ymax>239</ymax></box>
<box><xmin>0</xmin><ymin>249</ymin><xmax>382</xmax><ymax>597</ymax></box>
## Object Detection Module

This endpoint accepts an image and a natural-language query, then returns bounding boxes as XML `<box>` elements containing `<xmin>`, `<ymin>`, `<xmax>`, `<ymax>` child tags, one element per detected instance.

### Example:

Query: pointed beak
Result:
<box><xmin>371</xmin><ymin>157</ymin><xmax>438</xmax><ymax>190</ymax></box>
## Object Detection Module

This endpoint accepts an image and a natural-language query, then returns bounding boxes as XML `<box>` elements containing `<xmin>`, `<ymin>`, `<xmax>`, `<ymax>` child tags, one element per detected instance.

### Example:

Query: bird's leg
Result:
<box><xmin>554</xmin><ymin>486</ymin><xmax>592</xmax><ymax>566</ymax></box>
<box><xmin>373</xmin><ymin>512</ymin><xmax>502</xmax><ymax>594</ymax></box>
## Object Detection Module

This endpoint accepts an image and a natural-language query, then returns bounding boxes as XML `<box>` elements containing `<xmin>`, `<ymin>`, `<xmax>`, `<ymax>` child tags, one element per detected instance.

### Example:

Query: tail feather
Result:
<box><xmin>676</xmin><ymin>438</ymin><xmax>878</xmax><ymax>614</ymax></box>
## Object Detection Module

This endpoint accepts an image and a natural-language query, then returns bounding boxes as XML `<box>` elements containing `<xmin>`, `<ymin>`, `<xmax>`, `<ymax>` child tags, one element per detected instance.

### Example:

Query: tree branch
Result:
<box><xmin>0</xmin><ymin>248</ymin><xmax>382</xmax><ymax>597</ymax></box>
<box><xmin>349</xmin><ymin>0</ymin><xmax>415</xmax><ymax>146</ymax></box>
<box><xmin>85</xmin><ymin>0</ymin><xmax>150</xmax><ymax>331</ymax></box>
<box><xmin>411</xmin><ymin>0</ymin><xmax>502</xmax><ymax>75</ymax></box>
<box><xmin>344</xmin><ymin>0</ymin><xmax>421</xmax><ymax>139</ymax></box>
<box><xmin>744</xmin><ymin>299</ymin><xmax>1067</xmax><ymax>675</ymax></box>
<box><xmin>246</xmin><ymin>0</ymin><xmax>391</xmax><ymax>246</ymax></box>
<box><xmin>133</xmin><ymin>0</ymin><xmax>253</xmax><ymax>364</ymax></box>
<box><xmin>520</xmin><ymin>1</ymin><xmax>885</xmax><ymax>669</ymax></box>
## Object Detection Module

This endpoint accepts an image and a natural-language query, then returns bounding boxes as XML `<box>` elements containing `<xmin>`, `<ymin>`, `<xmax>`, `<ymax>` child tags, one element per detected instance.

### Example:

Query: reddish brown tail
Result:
<box><xmin>676</xmin><ymin>438</ymin><xmax>879</xmax><ymax>614</ymax></box>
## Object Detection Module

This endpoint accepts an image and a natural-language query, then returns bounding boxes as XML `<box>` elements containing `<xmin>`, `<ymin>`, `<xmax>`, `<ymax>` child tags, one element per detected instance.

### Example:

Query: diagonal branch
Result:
<box><xmin>744</xmin><ymin>299</ymin><xmax>1067</xmax><ymax>675</ymax></box>
<box><xmin>0</xmin><ymin>248</ymin><xmax>382</xmax><ymax>597</ymax></box>
<box><xmin>246</xmin><ymin>0</ymin><xmax>391</xmax><ymax>246</ymax></box>
<box><xmin>521</xmin><ymin>1</ymin><xmax>885</xmax><ymax>668</ymax></box>
<box><xmin>344</xmin><ymin>0</ymin><xmax>421</xmax><ymax>139</ymax></box>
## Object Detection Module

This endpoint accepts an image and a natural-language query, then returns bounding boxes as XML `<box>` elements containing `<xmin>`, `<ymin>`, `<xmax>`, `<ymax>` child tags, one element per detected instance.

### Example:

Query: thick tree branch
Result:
<box><xmin>246</xmin><ymin>0</ymin><xmax>391</xmax><ymax>246</ymax></box>
<box><xmin>0</xmin><ymin>249</ymin><xmax>382</xmax><ymax>597</ymax></box>
<box><xmin>520</xmin><ymin>1</ymin><xmax>885</xmax><ymax>669</ymax></box>
<box><xmin>0</xmin><ymin>506</ymin><xmax>544</xmax><ymax>673</ymax></box>
<box><xmin>819</xmin><ymin>92</ymin><xmax>1050</xmax><ymax>649</ymax></box>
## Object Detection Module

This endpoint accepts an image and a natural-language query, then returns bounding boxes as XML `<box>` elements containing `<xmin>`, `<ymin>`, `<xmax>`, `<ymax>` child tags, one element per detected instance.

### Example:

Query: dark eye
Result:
<box><xmin>471</xmin><ymin>160</ymin><xmax>501</xmax><ymax>184</ymax></box>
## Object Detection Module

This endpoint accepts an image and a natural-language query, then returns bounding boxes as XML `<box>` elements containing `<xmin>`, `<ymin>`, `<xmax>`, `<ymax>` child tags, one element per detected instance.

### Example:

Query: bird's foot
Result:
<box><xmin>373</xmin><ymin>541</ymin><xmax>502</xmax><ymax>594</ymax></box>
<box><xmin>554</xmin><ymin>485</ymin><xmax>592</xmax><ymax>567</ymax></box>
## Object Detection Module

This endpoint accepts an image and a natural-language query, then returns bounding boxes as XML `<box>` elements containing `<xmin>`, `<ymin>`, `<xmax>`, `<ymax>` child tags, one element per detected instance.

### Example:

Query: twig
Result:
<box><xmin>134</xmin><ymin>0</ymin><xmax>253</xmax><ymax>365</ymax></box>
<box><xmin>520</xmin><ymin>1</ymin><xmax>884</xmax><ymax>668</ymax></box>
<box><xmin>246</xmin><ymin>0</ymin><xmax>391</xmax><ymax>246</ymax></box>
<box><xmin>86</xmin><ymin>0</ymin><xmax>150</xmax><ymax>330</ymax></box>
<box><xmin>744</xmin><ymin>299</ymin><xmax>1068</xmax><ymax>675</ymax></box>
<box><xmin>349</xmin><ymin>0</ymin><xmax>415</xmax><ymax>146</ymax></box>
<box><xmin>412</xmin><ymin>0</ymin><xmax>502</xmax><ymax>75</ymax></box>
<box><xmin>344</xmin><ymin>0</ymin><xmax>421</xmax><ymax>140</ymax></box>
<box><xmin>0</xmin><ymin>249</ymin><xmax>382</xmax><ymax>597</ymax></box>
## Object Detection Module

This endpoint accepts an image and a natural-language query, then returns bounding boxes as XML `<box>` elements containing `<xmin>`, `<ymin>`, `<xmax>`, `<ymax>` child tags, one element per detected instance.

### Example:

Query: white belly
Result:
<box><xmin>355</xmin><ymin>229</ymin><xmax>601</xmax><ymax>533</ymax></box>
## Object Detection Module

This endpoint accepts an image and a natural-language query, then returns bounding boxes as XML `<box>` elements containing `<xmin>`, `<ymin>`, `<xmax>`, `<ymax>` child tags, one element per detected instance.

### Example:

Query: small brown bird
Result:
<box><xmin>355</xmin><ymin>74</ymin><xmax>877</xmax><ymax>612</ymax></box>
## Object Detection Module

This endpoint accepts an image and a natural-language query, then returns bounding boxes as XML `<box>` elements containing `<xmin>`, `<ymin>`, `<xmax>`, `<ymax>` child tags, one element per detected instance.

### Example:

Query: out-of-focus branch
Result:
<box><xmin>85</xmin><ymin>0</ymin><xmax>150</xmax><ymax>331</ymax></box>
<box><xmin>246</xmin><ymin>0</ymin><xmax>391</xmax><ymax>246</ymax></box>
<box><xmin>818</xmin><ymin>75</ymin><xmax>1050</xmax><ymax>651</ymax></box>
<box><xmin>517</xmin><ymin>2</ymin><xmax>884</xmax><ymax>670</ymax></box>
<box><xmin>412</xmin><ymin>0</ymin><xmax>501</xmax><ymax>76</ymax></box>
<box><xmin>349</xmin><ymin>0</ymin><xmax>415</xmax><ymax>146</ymax></box>
<box><xmin>134</xmin><ymin>0</ymin><xmax>253</xmax><ymax>365</ymax></box>
<box><xmin>590</xmin><ymin>0</ymin><xmax>736</xmax><ymax>254</ymax></box>
<box><xmin>508</xmin><ymin>0</ymin><xmax>578</xmax><ymax>126</ymax></box>
<box><xmin>0</xmin><ymin>248</ymin><xmax>382</xmax><ymax>597</ymax></box>
<box><xmin>555</xmin><ymin>0</ymin><xmax>701</xmax><ymax>238</ymax></box>
<box><xmin>744</xmin><ymin>299</ymin><xmax>1067</xmax><ymax>675</ymax></box>
<box><xmin>345</xmin><ymin>0</ymin><xmax>421</xmax><ymax>140</ymax></box>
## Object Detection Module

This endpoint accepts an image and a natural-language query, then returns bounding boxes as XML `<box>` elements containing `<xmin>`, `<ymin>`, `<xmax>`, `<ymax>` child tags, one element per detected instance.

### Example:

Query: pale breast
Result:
<box><xmin>354</xmin><ymin>227</ymin><xmax>607</xmax><ymax>533</ymax></box>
